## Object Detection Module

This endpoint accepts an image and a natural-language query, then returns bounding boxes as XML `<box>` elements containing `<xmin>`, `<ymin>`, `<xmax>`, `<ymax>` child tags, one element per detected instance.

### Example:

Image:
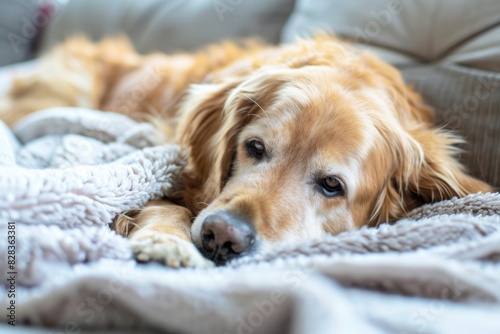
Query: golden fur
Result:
<box><xmin>1</xmin><ymin>35</ymin><xmax>492</xmax><ymax>265</ymax></box>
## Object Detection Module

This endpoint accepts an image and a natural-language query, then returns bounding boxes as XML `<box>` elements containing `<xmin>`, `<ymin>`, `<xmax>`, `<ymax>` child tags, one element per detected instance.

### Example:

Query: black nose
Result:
<box><xmin>201</xmin><ymin>212</ymin><xmax>256</xmax><ymax>265</ymax></box>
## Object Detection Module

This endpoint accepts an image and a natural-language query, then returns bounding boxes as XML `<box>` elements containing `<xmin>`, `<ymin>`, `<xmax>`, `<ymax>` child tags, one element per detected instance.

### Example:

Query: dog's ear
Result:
<box><xmin>177</xmin><ymin>71</ymin><xmax>285</xmax><ymax>213</ymax></box>
<box><xmin>368</xmin><ymin>57</ymin><xmax>493</xmax><ymax>225</ymax></box>
<box><xmin>405</xmin><ymin>128</ymin><xmax>492</xmax><ymax>202</ymax></box>
<box><xmin>176</xmin><ymin>79</ymin><xmax>241</xmax><ymax>213</ymax></box>
<box><xmin>373</xmin><ymin>123</ymin><xmax>492</xmax><ymax>225</ymax></box>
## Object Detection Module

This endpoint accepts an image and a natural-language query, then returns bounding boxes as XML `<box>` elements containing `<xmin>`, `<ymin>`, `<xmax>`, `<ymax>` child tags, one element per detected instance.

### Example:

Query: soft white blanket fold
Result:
<box><xmin>1</xmin><ymin>108</ymin><xmax>499</xmax><ymax>334</ymax></box>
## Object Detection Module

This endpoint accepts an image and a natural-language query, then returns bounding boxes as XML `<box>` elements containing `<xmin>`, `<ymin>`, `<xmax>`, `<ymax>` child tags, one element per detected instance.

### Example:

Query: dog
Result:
<box><xmin>1</xmin><ymin>35</ymin><xmax>492</xmax><ymax>267</ymax></box>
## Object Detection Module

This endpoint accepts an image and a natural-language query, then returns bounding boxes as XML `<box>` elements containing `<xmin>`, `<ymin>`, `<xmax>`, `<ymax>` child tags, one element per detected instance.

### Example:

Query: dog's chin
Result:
<box><xmin>195</xmin><ymin>241</ymin><xmax>262</xmax><ymax>267</ymax></box>
<box><xmin>196</xmin><ymin>236</ymin><xmax>264</xmax><ymax>266</ymax></box>
<box><xmin>204</xmin><ymin>243</ymin><xmax>261</xmax><ymax>267</ymax></box>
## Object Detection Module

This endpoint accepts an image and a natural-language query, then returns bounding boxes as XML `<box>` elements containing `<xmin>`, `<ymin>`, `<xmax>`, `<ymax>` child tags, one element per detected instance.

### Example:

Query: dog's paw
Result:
<box><xmin>130</xmin><ymin>232</ymin><xmax>213</xmax><ymax>268</ymax></box>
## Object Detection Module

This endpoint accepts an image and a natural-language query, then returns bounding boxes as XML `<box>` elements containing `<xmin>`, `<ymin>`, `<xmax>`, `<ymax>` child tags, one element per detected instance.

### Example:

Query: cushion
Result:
<box><xmin>39</xmin><ymin>0</ymin><xmax>295</xmax><ymax>54</ymax></box>
<box><xmin>281</xmin><ymin>0</ymin><xmax>500</xmax><ymax>70</ymax></box>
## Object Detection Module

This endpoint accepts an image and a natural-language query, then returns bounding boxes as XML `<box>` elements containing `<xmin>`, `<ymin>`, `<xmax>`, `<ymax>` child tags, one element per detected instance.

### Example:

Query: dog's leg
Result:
<box><xmin>113</xmin><ymin>200</ymin><xmax>213</xmax><ymax>268</ymax></box>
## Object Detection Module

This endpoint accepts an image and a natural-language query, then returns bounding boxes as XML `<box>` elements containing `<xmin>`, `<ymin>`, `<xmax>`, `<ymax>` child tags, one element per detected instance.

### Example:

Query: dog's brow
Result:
<box><xmin>240</xmin><ymin>93</ymin><xmax>274</xmax><ymax>129</ymax></box>
<box><xmin>241</xmin><ymin>94</ymin><xmax>265</xmax><ymax>114</ymax></box>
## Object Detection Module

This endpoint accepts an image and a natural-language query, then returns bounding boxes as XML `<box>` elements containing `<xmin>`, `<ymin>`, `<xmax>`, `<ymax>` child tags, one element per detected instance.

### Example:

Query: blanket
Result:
<box><xmin>1</xmin><ymin>108</ymin><xmax>500</xmax><ymax>334</ymax></box>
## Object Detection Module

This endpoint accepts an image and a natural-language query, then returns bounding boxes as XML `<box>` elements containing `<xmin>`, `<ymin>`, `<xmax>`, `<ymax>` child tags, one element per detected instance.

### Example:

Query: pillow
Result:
<box><xmin>281</xmin><ymin>0</ymin><xmax>500</xmax><ymax>70</ymax></box>
<box><xmin>40</xmin><ymin>0</ymin><xmax>295</xmax><ymax>54</ymax></box>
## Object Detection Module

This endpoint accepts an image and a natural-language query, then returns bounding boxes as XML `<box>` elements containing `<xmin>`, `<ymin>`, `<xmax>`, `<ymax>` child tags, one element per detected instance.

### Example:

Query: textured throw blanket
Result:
<box><xmin>1</xmin><ymin>108</ymin><xmax>500</xmax><ymax>334</ymax></box>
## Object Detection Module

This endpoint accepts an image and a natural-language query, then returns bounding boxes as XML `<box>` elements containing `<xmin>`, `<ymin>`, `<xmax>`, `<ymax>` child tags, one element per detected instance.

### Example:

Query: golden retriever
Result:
<box><xmin>1</xmin><ymin>35</ymin><xmax>492</xmax><ymax>267</ymax></box>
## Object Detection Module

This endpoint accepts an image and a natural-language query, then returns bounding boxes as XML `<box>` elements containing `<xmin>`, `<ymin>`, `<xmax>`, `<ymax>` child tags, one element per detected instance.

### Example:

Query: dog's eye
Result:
<box><xmin>321</xmin><ymin>176</ymin><xmax>344</xmax><ymax>197</ymax></box>
<box><xmin>246</xmin><ymin>139</ymin><xmax>266</xmax><ymax>160</ymax></box>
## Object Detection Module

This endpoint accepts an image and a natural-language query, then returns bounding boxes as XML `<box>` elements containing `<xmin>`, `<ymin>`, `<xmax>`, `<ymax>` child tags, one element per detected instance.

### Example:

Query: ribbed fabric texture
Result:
<box><xmin>402</xmin><ymin>64</ymin><xmax>500</xmax><ymax>188</ymax></box>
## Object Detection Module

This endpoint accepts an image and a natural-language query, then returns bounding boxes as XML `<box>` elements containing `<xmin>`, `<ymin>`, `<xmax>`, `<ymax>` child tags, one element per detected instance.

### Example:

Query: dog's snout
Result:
<box><xmin>201</xmin><ymin>212</ymin><xmax>255</xmax><ymax>265</ymax></box>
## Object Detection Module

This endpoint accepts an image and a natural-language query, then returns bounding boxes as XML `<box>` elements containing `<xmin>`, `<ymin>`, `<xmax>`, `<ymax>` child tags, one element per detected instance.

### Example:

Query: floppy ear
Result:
<box><xmin>177</xmin><ymin>71</ymin><xmax>285</xmax><ymax>213</ymax></box>
<box><xmin>406</xmin><ymin>128</ymin><xmax>492</xmax><ymax>203</ymax></box>
<box><xmin>176</xmin><ymin>79</ymin><xmax>242</xmax><ymax>213</ymax></box>
<box><xmin>367</xmin><ymin>57</ymin><xmax>493</xmax><ymax>225</ymax></box>
<box><xmin>372</xmin><ymin>123</ymin><xmax>492</xmax><ymax>225</ymax></box>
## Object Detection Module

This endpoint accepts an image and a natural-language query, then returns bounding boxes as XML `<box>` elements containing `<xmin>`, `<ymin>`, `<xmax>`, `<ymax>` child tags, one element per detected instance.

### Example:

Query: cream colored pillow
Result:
<box><xmin>282</xmin><ymin>0</ymin><xmax>500</xmax><ymax>71</ymax></box>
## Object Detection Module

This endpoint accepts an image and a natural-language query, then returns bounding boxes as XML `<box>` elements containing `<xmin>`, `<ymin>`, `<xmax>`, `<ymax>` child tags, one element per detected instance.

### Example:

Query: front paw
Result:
<box><xmin>130</xmin><ymin>232</ymin><xmax>214</xmax><ymax>268</ymax></box>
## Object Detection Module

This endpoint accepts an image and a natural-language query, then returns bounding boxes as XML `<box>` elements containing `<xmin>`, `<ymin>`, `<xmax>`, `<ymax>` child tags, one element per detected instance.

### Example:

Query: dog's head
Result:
<box><xmin>178</xmin><ymin>37</ymin><xmax>491</xmax><ymax>265</ymax></box>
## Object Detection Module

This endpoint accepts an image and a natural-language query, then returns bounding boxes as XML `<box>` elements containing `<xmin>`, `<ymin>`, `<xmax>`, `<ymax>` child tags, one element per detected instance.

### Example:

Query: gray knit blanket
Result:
<box><xmin>1</xmin><ymin>108</ymin><xmax>500</xmax><ymax>334</ymax></box>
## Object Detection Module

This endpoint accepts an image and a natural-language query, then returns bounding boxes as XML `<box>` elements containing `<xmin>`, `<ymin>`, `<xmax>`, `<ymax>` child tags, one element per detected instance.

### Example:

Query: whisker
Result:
<box><xmin>240</xmin><ymin>93</ymin><xmax>274</xmax><ymax>128</ymax></box>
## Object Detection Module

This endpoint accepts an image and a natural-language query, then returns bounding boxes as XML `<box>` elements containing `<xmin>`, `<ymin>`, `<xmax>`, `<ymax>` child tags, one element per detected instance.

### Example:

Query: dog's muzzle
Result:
<box><xmin>200</xmin><ymin>211</ymin><xmax>256</xmax><ymax>265</ymax></box>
